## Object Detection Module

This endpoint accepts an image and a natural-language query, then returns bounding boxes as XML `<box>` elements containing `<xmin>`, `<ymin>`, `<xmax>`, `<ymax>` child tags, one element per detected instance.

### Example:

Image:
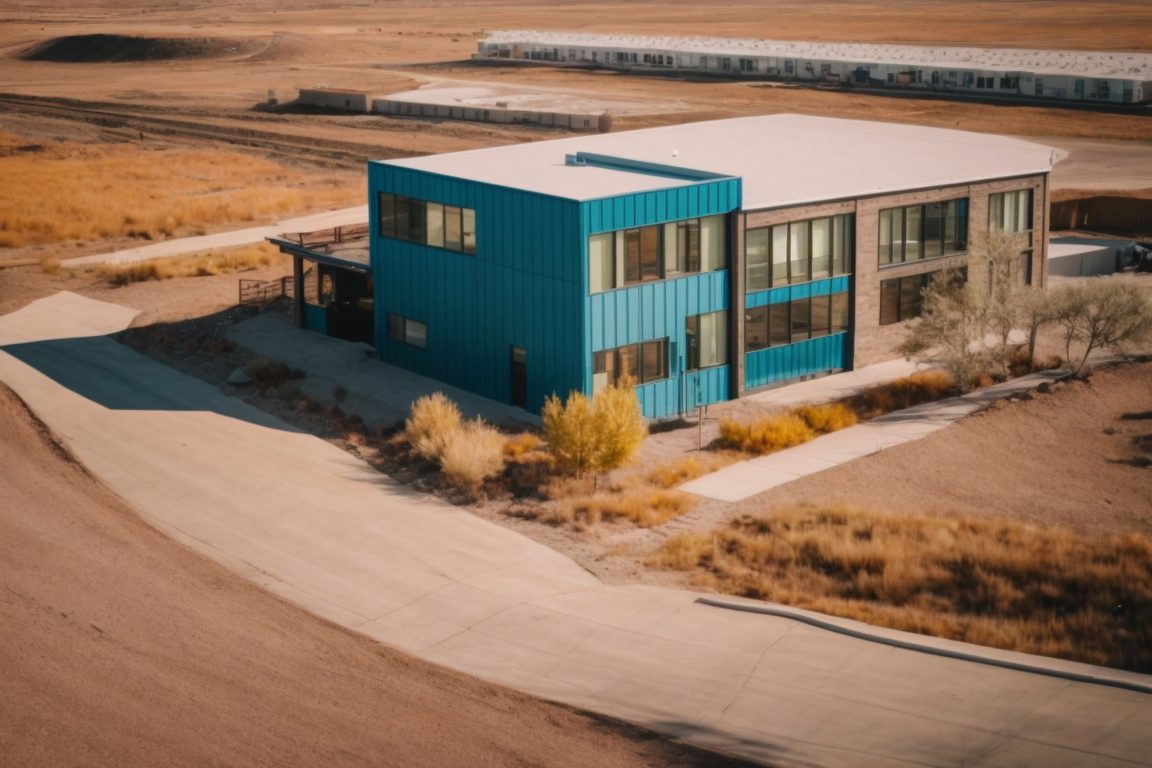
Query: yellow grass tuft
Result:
<box><xmin>794</xmin><ymin>402</ymin><xmax>859</xmax><ymax>434</ymax></box>
<box><xmin>718</xmin><ymin>412</ymin><xmax>815</xmax><ymax>454</ymax></box>
<box><xmin>650</xmin><ymin>505</ymin><xmax>1152</xmax><ymax>672</ymax></box>
<box><xmin>97</xmin><ymin>243</ymin><xmax>285</xmax><ymax>285</ymax></box>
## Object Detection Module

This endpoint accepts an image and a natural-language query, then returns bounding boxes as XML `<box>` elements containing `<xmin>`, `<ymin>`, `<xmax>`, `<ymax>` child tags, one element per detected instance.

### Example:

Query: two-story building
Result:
<box><xmin>368</xmin><ymin>114</ymin><xmax>1060</xmax><ymax>419</ymax></box>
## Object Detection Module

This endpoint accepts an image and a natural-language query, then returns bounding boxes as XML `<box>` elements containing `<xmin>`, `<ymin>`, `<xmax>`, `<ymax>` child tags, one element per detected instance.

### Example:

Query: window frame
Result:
<box><xmin>878</xmin><ymin>199</ymin><xmax>968</xmax><ymax>268</ymax></box>
<box><xmin>745</xmin><ymin>213</ymin><xmax>854</xmax><ymax>291</ymax></box>
<box><xmin>377</xmin><ymin>192</ymin><xmax>477</xmax><ymax>256</ymax></box>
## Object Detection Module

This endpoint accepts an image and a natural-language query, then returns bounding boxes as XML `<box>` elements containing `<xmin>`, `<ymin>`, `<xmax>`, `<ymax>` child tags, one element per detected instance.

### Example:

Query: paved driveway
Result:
<box><xmin>2</xmin><ymin>292</ymin><xmax>1149</xmax><ymax>767</ymax></box>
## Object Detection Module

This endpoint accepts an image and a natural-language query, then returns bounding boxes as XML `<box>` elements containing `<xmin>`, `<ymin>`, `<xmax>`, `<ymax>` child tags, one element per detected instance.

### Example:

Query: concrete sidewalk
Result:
<box><xmin>226</xmin><ymin>312</ymin><xmax>533</xmax><ymax>428</ymax></box>
<box><xmin>63</xmin><ymin>205</ymin><xmax>368</xmax><ymax>268</ymax></box>
<box><xmin>2</xmin><ymin>292</ymin><xmax>1149</xmax><ymax>768</ymax></box>
<box><xmin>682</xmin><ymin>370</ymin><xmax>1066</xmax><ymax>502</ymax></box>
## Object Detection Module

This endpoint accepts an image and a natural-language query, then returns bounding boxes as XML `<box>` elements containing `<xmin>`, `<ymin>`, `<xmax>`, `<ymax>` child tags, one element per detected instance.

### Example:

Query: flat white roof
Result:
<box><xmin>380</xmin><ymin>114</ymin><xmax>1062</xmax><ymax>210</ymax></box>
<box><xmin>482</xmin><ymin>30</ymin><xmax>1152</xmax><ymax>80</ymax></box>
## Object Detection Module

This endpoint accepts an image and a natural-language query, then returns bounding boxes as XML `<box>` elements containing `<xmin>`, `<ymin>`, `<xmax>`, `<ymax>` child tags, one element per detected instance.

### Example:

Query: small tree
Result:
<box><xmin>1050</xmin><ymin>279</ymin><xmax>1152</xmax><ymax>374</ymax></box>
<box><xmin>898</xmin><ymin>270</ymin><xmax>991</xmax><ymax>391</ymax></box>
<box><xmin>980</xmin><ymin>228</ymin><xmax>1030</xmax><ymax>377</ymax></box>
<box><xmin>542</xmin><ymin>379</ymin><xmax>647</xmax><ymax>479</ymax></box>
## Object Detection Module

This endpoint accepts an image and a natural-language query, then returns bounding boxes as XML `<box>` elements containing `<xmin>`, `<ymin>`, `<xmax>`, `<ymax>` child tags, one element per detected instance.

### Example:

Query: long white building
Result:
<box><xmin>476</xmin><ymin>31</ymin><xmax>1152</xmax><ymax>104</ymax></box>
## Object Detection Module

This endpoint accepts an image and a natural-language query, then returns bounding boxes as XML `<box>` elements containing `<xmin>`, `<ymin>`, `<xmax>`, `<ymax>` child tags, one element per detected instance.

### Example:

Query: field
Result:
<box><xmin>1</xmin><ymin>0</ymin><xmax>1151</xmax><ymax>764</ymax></box>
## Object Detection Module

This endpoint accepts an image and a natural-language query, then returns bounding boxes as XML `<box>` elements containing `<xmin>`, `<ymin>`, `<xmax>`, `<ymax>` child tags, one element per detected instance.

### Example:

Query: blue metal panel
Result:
<box><xmin>369</xmin><ymin>162</ymin><xmax>584</xmax><ymax>415</ymax></box>
<box><xmin>302</xmin><ymin>305</ymin><xmax>327</xmax><ymax>334</ymax></box>
<box><xmin>745</xmin><ymin>276</ymin><xmax>850</xmax><ymax>309</ymax></box>
<box><xmin>744</xmin><ymin>333</ymin><xmax>850</xmax><ymax>391</ymax></box>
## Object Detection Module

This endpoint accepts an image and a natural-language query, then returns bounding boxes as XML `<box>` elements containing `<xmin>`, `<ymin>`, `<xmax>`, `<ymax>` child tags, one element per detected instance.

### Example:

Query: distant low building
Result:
<box><xmin>476</xmin><ymin>31</ymin><xmax>1152</xmax><ymax>105</ymax></box>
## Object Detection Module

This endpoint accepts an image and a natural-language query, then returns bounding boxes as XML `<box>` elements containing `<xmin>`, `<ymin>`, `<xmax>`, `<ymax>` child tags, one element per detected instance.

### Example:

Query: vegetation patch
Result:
<box><xmin>651</xmin><ymin>505</ymin><xmax>1152</xmax><ymax>672</ymax></box>
<box><xmin>0</xmin><ymin>132</ymin><xmax>358</xmax><ymax>248</ymax></box>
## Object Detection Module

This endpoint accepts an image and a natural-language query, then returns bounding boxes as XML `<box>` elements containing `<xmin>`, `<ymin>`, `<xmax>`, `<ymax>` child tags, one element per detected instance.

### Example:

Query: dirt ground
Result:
<box><xmin>2</xmin><ymin>1</ymin><xmax>1152</xmax><ymax>764</ymax></box>
<box><xmin>0</xmin><ymin>381</ymin><xmax>752</xmax><ymax>768</ymax></box>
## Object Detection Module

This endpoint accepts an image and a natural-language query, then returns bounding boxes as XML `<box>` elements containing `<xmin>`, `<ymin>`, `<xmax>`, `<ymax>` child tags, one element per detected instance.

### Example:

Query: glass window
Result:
<box><xmin>405</xmin><ymin>200</ymin><xmax>426</xmax><ymax>244</ymax></box>
<box><xmin>904</xmin><ymin>205</ymin><xmax>922</xmax><ymax>262</ymax></box>
<box><xmin>899</xmin><ymin>276</ymin><xmax>920</xmax><ymax>320</ymax></box>
<box><xmin>641</xmin><ymin>340</ymin><xmax>667</xmax><ymax>382</ymax></box>
<box><xmin>444</xmin><ymin>205</ymin><xmax>462</xmax><ymax>251</ymax></box>
<box><xmin>923</xmin><ymin>202</ymin><xmax>943</xmax><ymax>260</ymax></box>
<box><xmin>790</xmin><ymin>298</ymin><xmax>811</xmax><ymax>343</ymax></box>
<box><xmin>700</xmin><ymin>215</ymin><xmax>726</xmax><ymax>272</ymax></box>
<box><xmin>810</xmin><ymin>295</ymin><xmax>831</xmax><ymax>338</ymax></box>
<box><xmin>789</xmin><ymin>221</ymin><xmax>809</xmax><ymax>284</ymax></box>
<box><xmin>387</xmin><ymin>313</ymin><xmax>404</xmax><ymax>342</ymax></box>
<box><xmin>640</xmin><ymin>226</ymin><xmax>661</xmax><ymax>281</ymax></box>
<box><xmin>769</xmin><ymin>303</ymin><xmax>790</xmax><ymax>347</ymax></box>
<box><xmin>771</xmin><ymin>225</ymin><xmax>789</xmax><ymax>287</ymax></box>
<box><xmin>746</xmin><ymin>228</ymin><xmax>770</xmax><ymax>292</ymax></box>
<box><xmin>462</xmin><ymin>208</ymin><xmax>476</xmax><ymax>254</ymax></box>
<box><xmin>745</xmin><ymin>306</ymin><xmax>769</xmax><ymax>351</ymax></box>
<box><xmin>831</xmin><ymin>292</ymin><xmax>849</xmax><ymax>332</ymax></box>
<box><xmin>687</xmin><ymin>311</ymin><xmax>727</xmax><ymax>370</ymax></box>
<box><xmin>378</xmin><ymin>193</ymin><xmax>396</xmax><ymax>237</ymax></box>
<box><xmin>833</xmin><ymin>215</ymin><xmax>852</xmax><ymax>275</ymax></box>
<box><xmin>624</xmin><ymin>229</ymin><xmax>642</xmax><ymax>284</ymax></box>
<box><xmin>589</xmin><ymin>233</ymin><xmax>615</xmax><ymax>293</ymax></box>
<box><xmin>405</xmin><ymin>319</ymin><xmax>427</xmax><ymax>349</ymax></box>
<box><xmin>880</xmin><ymin>279</ymin><xmax>900</xmax><ymax>325</ymax></box>
<box><xmin>811</xmin><ymin>218</ymin><xmax>832</xmax><ymax>280</ymax></box>
<box><xmin>680</xmin><ymin>219</ymin><xmax>701</xmax><ymax>273</ymax></box>
<box><xmin>426</xmin><ymin>202</ymin><xmax>445</xmax><ymax>248</ymax></box>
<box><xmin>879</xmin><ymin>208</ymin><xmax>897</xmax><ymax>266</ymax></box>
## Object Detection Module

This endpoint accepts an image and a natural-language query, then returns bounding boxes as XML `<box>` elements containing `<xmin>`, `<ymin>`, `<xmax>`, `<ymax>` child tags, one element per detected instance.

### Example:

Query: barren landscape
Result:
<box><xmin>2</xmin><ymin>0</ymin><xmax>1151</xmax><ymax>765</ymax></box>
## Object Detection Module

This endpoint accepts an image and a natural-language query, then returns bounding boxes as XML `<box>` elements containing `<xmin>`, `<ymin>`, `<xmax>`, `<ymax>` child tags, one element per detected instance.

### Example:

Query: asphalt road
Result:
<box><xmin>2</xmin><ymin>292</ymin><xmax>1149</xmax><ymax>767</ymax></box>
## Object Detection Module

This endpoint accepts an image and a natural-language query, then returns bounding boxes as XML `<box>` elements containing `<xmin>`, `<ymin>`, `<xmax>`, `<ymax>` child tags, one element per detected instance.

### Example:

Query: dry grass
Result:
<box><xmin>96</xmin><ymin>243</ymin><xmax>285</xmax><ymax>285</ymax></box>
<box><xmin>718</xmin><ymin>412</ymin><xmax>815</xmax><ymax>454</ymax></box>
<box><xmin>794</xmin><ymin>402</ymin><xmax>859</xmax><ymax>434</ymax></box>
<box><xmin>650</xmin><ymin>505</ymin><xmax>1152</xmax><ymax>672</ymax></box>
<box><xmin>645</xmin><ymin>453</ymin><xmax>742</xmax><ymax>489</ymax></box>
<box><xmin>440</xmin><ymin>419</ymin><xmax>506</xmax><ymax>498</ymax></box>
<box><xmin>846</xmin><ymin>370</ymin><xmax>956</xmax><ymax>420</ymax></box>
<box><xmin>404</xmin><ymin>392</ymin><xmax>462</xmax><ymax>462</ymax></box>
<box><xmin>548</xmin><ymin>486</ymin><xmax>696</xmax><ymax>529</ymax></box>
<box><xmin>0</xmin><ymin>133</ymin><xmax>359</xmax><ymax>248</ymax></box>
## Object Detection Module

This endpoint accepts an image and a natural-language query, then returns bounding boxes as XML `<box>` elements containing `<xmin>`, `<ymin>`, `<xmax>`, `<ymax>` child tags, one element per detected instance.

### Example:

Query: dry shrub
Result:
<box><xmin>718</xmin><ymin>412</ymin><xmax>815</xmax><ymax>454</ymax></box>
<box><xmin>98</xmin><ymin>244</ymin><xmax>285</xmax><ymax>286</ymax></box>
<box><xmin>503</xmin><ymin>432</ymin><xmax>545</xmax><ymax>459</ymax></box>
<box><xmin>847</xmin><ymin>370</ymin><xmax>955</xmax><ymax>419</ymax></box>
<box><xmin>404</xmin><ymin>392</ymin><xmax>462</xmax><ymax>462</ymax></box>
<box><xmin>645</xmin><ymin>454</ymin><xmax>738</xmax><ymax>488</ymax></box>
<box><xmin>554</xmin><ymin>487</ymin><xmax>695</xmax><ymax>528</ymax></box>
<box><xmin>542</xmin><ymin>381</ymin><xmax>647</xmax><ymax>477</ymax></box>
<box><xmin>244</xmin><ymin>357</ymin><xmax>291</xmax><ymax>390</ymax></box>
<box><xmin>439</xmin><ymin>419</ymin><xmax>506</xmax><ymax>497</ymax></box>
<box><xmin>794</xmin><ymin>402</ymin><xmax>859</xmax><ymax>434</ymax></box>
<box><xmin>651</xmin><ymin>505</ymin><xmax>1152</xmax><ymax>672</ymax></box>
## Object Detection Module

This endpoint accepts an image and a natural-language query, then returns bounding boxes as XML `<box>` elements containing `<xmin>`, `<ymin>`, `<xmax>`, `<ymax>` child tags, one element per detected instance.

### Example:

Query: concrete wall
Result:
<box><xmin>298</xmin><ymin>89</ymin><xmax>370</xmax><ymax>113</ymax></box>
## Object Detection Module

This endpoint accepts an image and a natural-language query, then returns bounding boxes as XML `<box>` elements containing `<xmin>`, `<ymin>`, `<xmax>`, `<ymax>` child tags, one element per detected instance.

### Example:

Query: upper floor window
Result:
<box><xmin>378</xmin><ymin>193</ymin><xmax>476</xmax><ymax>255</ymax></box>
<box><xmin>746</xmin><ymin>214</ymin><xmax>853</xmax><ymax>292</ymax></box>
<box><xmin>988</xmin><ymin>190</ymin><xmax>1032</xmax><ymax>234</ymax></box>
<box><xmin>589</xmin><ymin>215</ymin><xmax>725</xmax><ymax>293</ymax></box>
<box><xmin>879</xmin><ymin>199</ymin><xmax>967</xmax><ymax>267</ymax></box>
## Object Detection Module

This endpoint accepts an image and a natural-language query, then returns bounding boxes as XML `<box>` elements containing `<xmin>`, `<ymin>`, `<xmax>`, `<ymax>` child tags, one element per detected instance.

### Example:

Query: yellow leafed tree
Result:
<box><xmin>542</xmin><ymin>379</ymin><xmax>647</xmax><ymax>478</ymax></box>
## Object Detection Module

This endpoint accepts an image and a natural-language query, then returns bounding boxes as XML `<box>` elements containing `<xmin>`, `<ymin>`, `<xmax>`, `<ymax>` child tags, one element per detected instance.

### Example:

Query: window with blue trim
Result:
<box><xmin>745</xmin><ymin>294</ymin><xmax>848</xmax><ymax>352</ymax></box>
<box><xmin>746</xmin><ymin>214</ymin><xmax>853</xmax><ymax>292</ymax></box>
<box><xmin>589</xmin><ymin>215</ymin><xmax>725</xmax><ymax>293</ymax></box>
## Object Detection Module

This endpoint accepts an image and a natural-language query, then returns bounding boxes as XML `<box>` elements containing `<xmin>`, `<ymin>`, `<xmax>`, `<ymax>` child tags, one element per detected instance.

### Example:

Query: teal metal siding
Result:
<box><xmin>302</xmin><ymin>304</ymin><xmax>327</xmax><ymax>334</ymax></box>
<box><xmin>744</xmin><ymin>333</ymin><xmax>850</xmax><ymax>390</ymax></box>
<box><xmin>745</xmin><ymin>275</ymin><xmax>850</xmax><ymax>309</ymax></box>
<box><xmin>370</xmin><ymin>163</ymin><xmax>584</xmax><ymax>414</ymax></box>
<box><xmin>581</xmin><ymin>177</ymin><xmax>741</xmax><ymax>419</ymax></box>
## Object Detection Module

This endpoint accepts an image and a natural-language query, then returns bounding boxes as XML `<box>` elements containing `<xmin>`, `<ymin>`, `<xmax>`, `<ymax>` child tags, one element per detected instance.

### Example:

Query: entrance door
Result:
<box><xmin>510</xmin><ymin>347</ymin><xmax>527</xmax><ymax>408</ymax></box>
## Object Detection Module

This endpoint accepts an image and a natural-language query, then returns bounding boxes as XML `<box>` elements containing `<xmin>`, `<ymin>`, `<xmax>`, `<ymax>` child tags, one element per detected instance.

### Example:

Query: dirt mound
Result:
<box><xmin>19</xmin><ymin>34</ymin><xmax>265</xmax><ymax>63</ymax></box>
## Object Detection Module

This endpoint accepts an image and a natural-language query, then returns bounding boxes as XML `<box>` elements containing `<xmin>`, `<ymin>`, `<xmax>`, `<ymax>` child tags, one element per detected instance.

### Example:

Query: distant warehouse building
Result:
<box><xmin>476</xmin><ymin>31</ymin><xmax>1152</xmax><ymax>105</ymax></box>
<box><xmin>364</xmin><ymin>115</ymin><xmax>1061</xmax><ymax>419</ymax></box>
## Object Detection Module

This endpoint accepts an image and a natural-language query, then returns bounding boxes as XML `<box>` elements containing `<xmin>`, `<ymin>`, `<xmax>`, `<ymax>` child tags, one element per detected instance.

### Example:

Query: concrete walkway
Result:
<box><xmin>682</xmin><ymin>370</ymin><xmax>1065</xmax><ymax>503</ymax></box>
<box><xmin>63</xmin><ymin>205</ymin><xmax>368</xmax><ymax>268</ymax></box>
<box><xmin>226</xmin><ymin>312</ymin><xmax>533</xmax><ymax>428</ymax></box>
<box><xmin>2</xmin><ymin>292</ymin><xmax>1149</xmax><ymax>768</ymax></box>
